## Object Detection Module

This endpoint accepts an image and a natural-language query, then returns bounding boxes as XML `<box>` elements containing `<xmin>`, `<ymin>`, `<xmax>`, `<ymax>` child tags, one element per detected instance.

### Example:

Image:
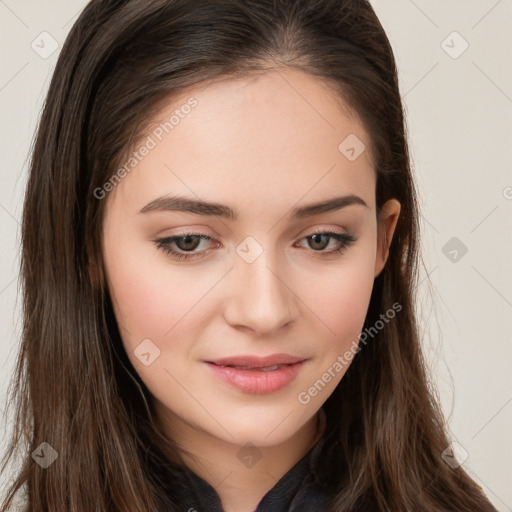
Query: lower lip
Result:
<box><xmin>204</xmin><ymin>361</ymin><xmax>306</xmax><ymax>394</ymax></box>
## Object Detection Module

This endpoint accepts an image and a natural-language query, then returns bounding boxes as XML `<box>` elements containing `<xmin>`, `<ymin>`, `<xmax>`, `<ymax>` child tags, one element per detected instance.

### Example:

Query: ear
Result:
<box><xmin>374</xmin><ymin>199</ymin><xmax>401</xmax><ymax>278</ymax></box>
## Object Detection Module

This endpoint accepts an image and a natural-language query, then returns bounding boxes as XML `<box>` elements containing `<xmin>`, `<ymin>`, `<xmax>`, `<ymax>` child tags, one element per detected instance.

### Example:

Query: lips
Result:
<box><xmin>205</xmin><ymin>353</ymin><xmax>306</xmax><ymax>370</ymax></box>
<box><xmin>204</xmin><ymin>356</ymin><xmax>307</xmax><ymax>394</ymax></box>
<box><xmin>219</xmin><ymin>364</ymin><xmax>287</xmax><ymax>371</ymax></box>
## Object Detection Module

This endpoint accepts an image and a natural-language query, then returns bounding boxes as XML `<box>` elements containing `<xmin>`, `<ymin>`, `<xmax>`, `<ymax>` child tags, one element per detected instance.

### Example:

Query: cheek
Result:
<box><xmin>292</xmin><ymin>252</ymin><xmax>375</xmax><ymax>406</ymax></box>
<box><xmin>104</xmin><ymin>257</ymin><xmax>207</xmax><ymax>408</ymax></box>
<box><xmin>324</xmin><ymin>271</ymin><xmax>373</xmax><ymax>337</ymax></box>
<box><xmin>106</xmin><ymin>261</ymin><xmax>201</xmax><ymax>346</ymax></box>
<box><xmin>299</xmin><ymin>248</ymin><xmax>376</xmax><ymax>353</ymax></box>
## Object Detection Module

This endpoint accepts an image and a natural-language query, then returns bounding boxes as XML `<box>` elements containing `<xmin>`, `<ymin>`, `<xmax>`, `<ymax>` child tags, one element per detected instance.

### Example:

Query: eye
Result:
<box><xmin>153</xmin><ymin>231</ymin><xmax>216</xmax><ymax>260</ymax></box>
<box><xmin>152</xmin><ymin>229</ymin><xmax>357</xmax><ymax>260</ymax></box>
<box><xmin>295</xmin><ymin>229</ymin><xmax>357</xmax><ymax>256</ymax></box>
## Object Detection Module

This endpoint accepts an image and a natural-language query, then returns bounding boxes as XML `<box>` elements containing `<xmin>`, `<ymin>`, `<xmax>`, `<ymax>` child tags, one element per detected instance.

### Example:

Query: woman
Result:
<box><xmin>0</xmin><ymin>0</ymin><xmax>499</xmax><ymax>511</ymax></box>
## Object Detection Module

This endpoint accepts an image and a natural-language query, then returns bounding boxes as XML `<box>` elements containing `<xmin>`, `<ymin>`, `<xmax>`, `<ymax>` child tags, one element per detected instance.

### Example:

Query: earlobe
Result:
<box><xmin>374</xmin><ymin>199</ymin><xmax>401</xmax><ymax>278</ymax></box>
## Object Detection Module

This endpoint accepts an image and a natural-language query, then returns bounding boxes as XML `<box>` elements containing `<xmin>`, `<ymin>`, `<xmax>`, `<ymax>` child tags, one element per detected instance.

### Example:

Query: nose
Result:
<box><xmin>223</xmin><ymin>249</ymin><xmax>298</xmax><ymax>336</ymax></box>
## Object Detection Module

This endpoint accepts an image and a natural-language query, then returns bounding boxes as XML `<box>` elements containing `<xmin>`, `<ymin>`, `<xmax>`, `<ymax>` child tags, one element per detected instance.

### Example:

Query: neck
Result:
<box><xmin>156</xmin><ymin>407</ymin><xmax>326</xmax><ymax>512</ymax></box>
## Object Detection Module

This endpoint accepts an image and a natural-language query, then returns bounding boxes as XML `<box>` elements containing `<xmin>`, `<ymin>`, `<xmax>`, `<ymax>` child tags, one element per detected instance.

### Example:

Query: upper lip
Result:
<box><xmin>205</xmin><ymin>353</ymin><xmax>307</xmax><ymax>368</ymax></box>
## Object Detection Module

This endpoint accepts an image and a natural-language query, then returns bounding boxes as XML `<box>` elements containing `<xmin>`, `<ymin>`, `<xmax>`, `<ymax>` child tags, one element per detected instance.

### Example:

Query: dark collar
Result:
<box><xmin>157</xmin><ymin>432</ymin><xmax>331</xmax><ymax>512</ymax></box>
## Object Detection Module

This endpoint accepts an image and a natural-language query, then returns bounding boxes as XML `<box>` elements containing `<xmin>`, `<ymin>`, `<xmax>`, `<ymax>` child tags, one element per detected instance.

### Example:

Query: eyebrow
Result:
<box><xmin>138</xmin><ymin>193</ymin><xmax>369</xmax><ymax>220</ymax></box>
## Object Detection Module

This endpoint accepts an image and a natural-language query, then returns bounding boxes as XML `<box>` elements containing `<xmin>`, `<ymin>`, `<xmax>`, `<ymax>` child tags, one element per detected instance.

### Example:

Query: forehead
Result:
<box><xmin>106</xmin><ymin>67</ymin><xmax>376</xmax><ymax>217</ymax></box>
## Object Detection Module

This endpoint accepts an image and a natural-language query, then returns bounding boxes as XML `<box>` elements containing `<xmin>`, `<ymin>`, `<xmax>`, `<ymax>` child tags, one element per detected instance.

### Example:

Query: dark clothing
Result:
<box><xmin>152</xmin><ymin>413</ymin><xmax>500</xmax><ymax>512</ymax></box>
<box><xmin>158</xmin><ymin>434</ymin><xmax>331</xmax><ymax>512</ymax></box>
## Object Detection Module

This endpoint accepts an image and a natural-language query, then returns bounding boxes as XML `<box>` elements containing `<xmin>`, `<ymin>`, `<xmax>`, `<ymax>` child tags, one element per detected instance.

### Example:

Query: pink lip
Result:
<box><xmin>205</xmin><ymin>353</ymin><xmax>306</xmax><ymax>368</ymax></box>
<box><xmin>203</xmin><ymin>358</ymin><xmax>307</xmax><ymax>394</ymax></box>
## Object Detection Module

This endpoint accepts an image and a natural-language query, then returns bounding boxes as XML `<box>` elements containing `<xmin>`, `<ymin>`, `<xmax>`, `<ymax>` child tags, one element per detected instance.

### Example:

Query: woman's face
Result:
<box><xmin>100</xmin><ymin>67</ymin><xmax>400</xmax><ymax>448</ymax></box>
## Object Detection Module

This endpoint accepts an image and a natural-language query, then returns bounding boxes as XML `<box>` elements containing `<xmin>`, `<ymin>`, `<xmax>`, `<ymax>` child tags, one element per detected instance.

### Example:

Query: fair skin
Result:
<box><xmin>98</xmin><ymin>67</ymin><xmax>400</xmax><ymax>512</ymax></box>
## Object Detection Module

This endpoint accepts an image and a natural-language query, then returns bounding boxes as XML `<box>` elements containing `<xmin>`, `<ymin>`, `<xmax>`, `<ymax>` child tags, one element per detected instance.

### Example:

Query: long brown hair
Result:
<box><xmin>1</xmin><ymin>0</ymin><xmax>497</xmax><ymax>510</ymax></box>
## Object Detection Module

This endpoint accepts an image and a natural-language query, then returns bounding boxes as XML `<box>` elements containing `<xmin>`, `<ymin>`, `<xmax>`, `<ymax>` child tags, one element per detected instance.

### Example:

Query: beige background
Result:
<box><xmin>1</xmin><ymin>0</ymin><xmax>511</xmax><ymax>509</ymax></box>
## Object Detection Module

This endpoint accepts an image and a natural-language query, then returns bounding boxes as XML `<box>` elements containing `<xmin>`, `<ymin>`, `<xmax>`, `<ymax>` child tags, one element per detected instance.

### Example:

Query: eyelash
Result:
<box><xmin>152</xmin><ymin>229</ymin><xmax>357</xmax><ymax>261</ymax></box>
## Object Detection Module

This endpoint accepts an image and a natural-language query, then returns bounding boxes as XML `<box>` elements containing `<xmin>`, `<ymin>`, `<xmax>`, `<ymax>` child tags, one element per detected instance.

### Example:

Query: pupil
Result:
<box><xmin>310</xmin><ymin>234</ymin><xmax>327</xmax><ymax>250</ymax></box>
<box><xmin>179</xmin><ymin>236</ymin><xmax>199</xmax><ymax>251</ymax></box>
